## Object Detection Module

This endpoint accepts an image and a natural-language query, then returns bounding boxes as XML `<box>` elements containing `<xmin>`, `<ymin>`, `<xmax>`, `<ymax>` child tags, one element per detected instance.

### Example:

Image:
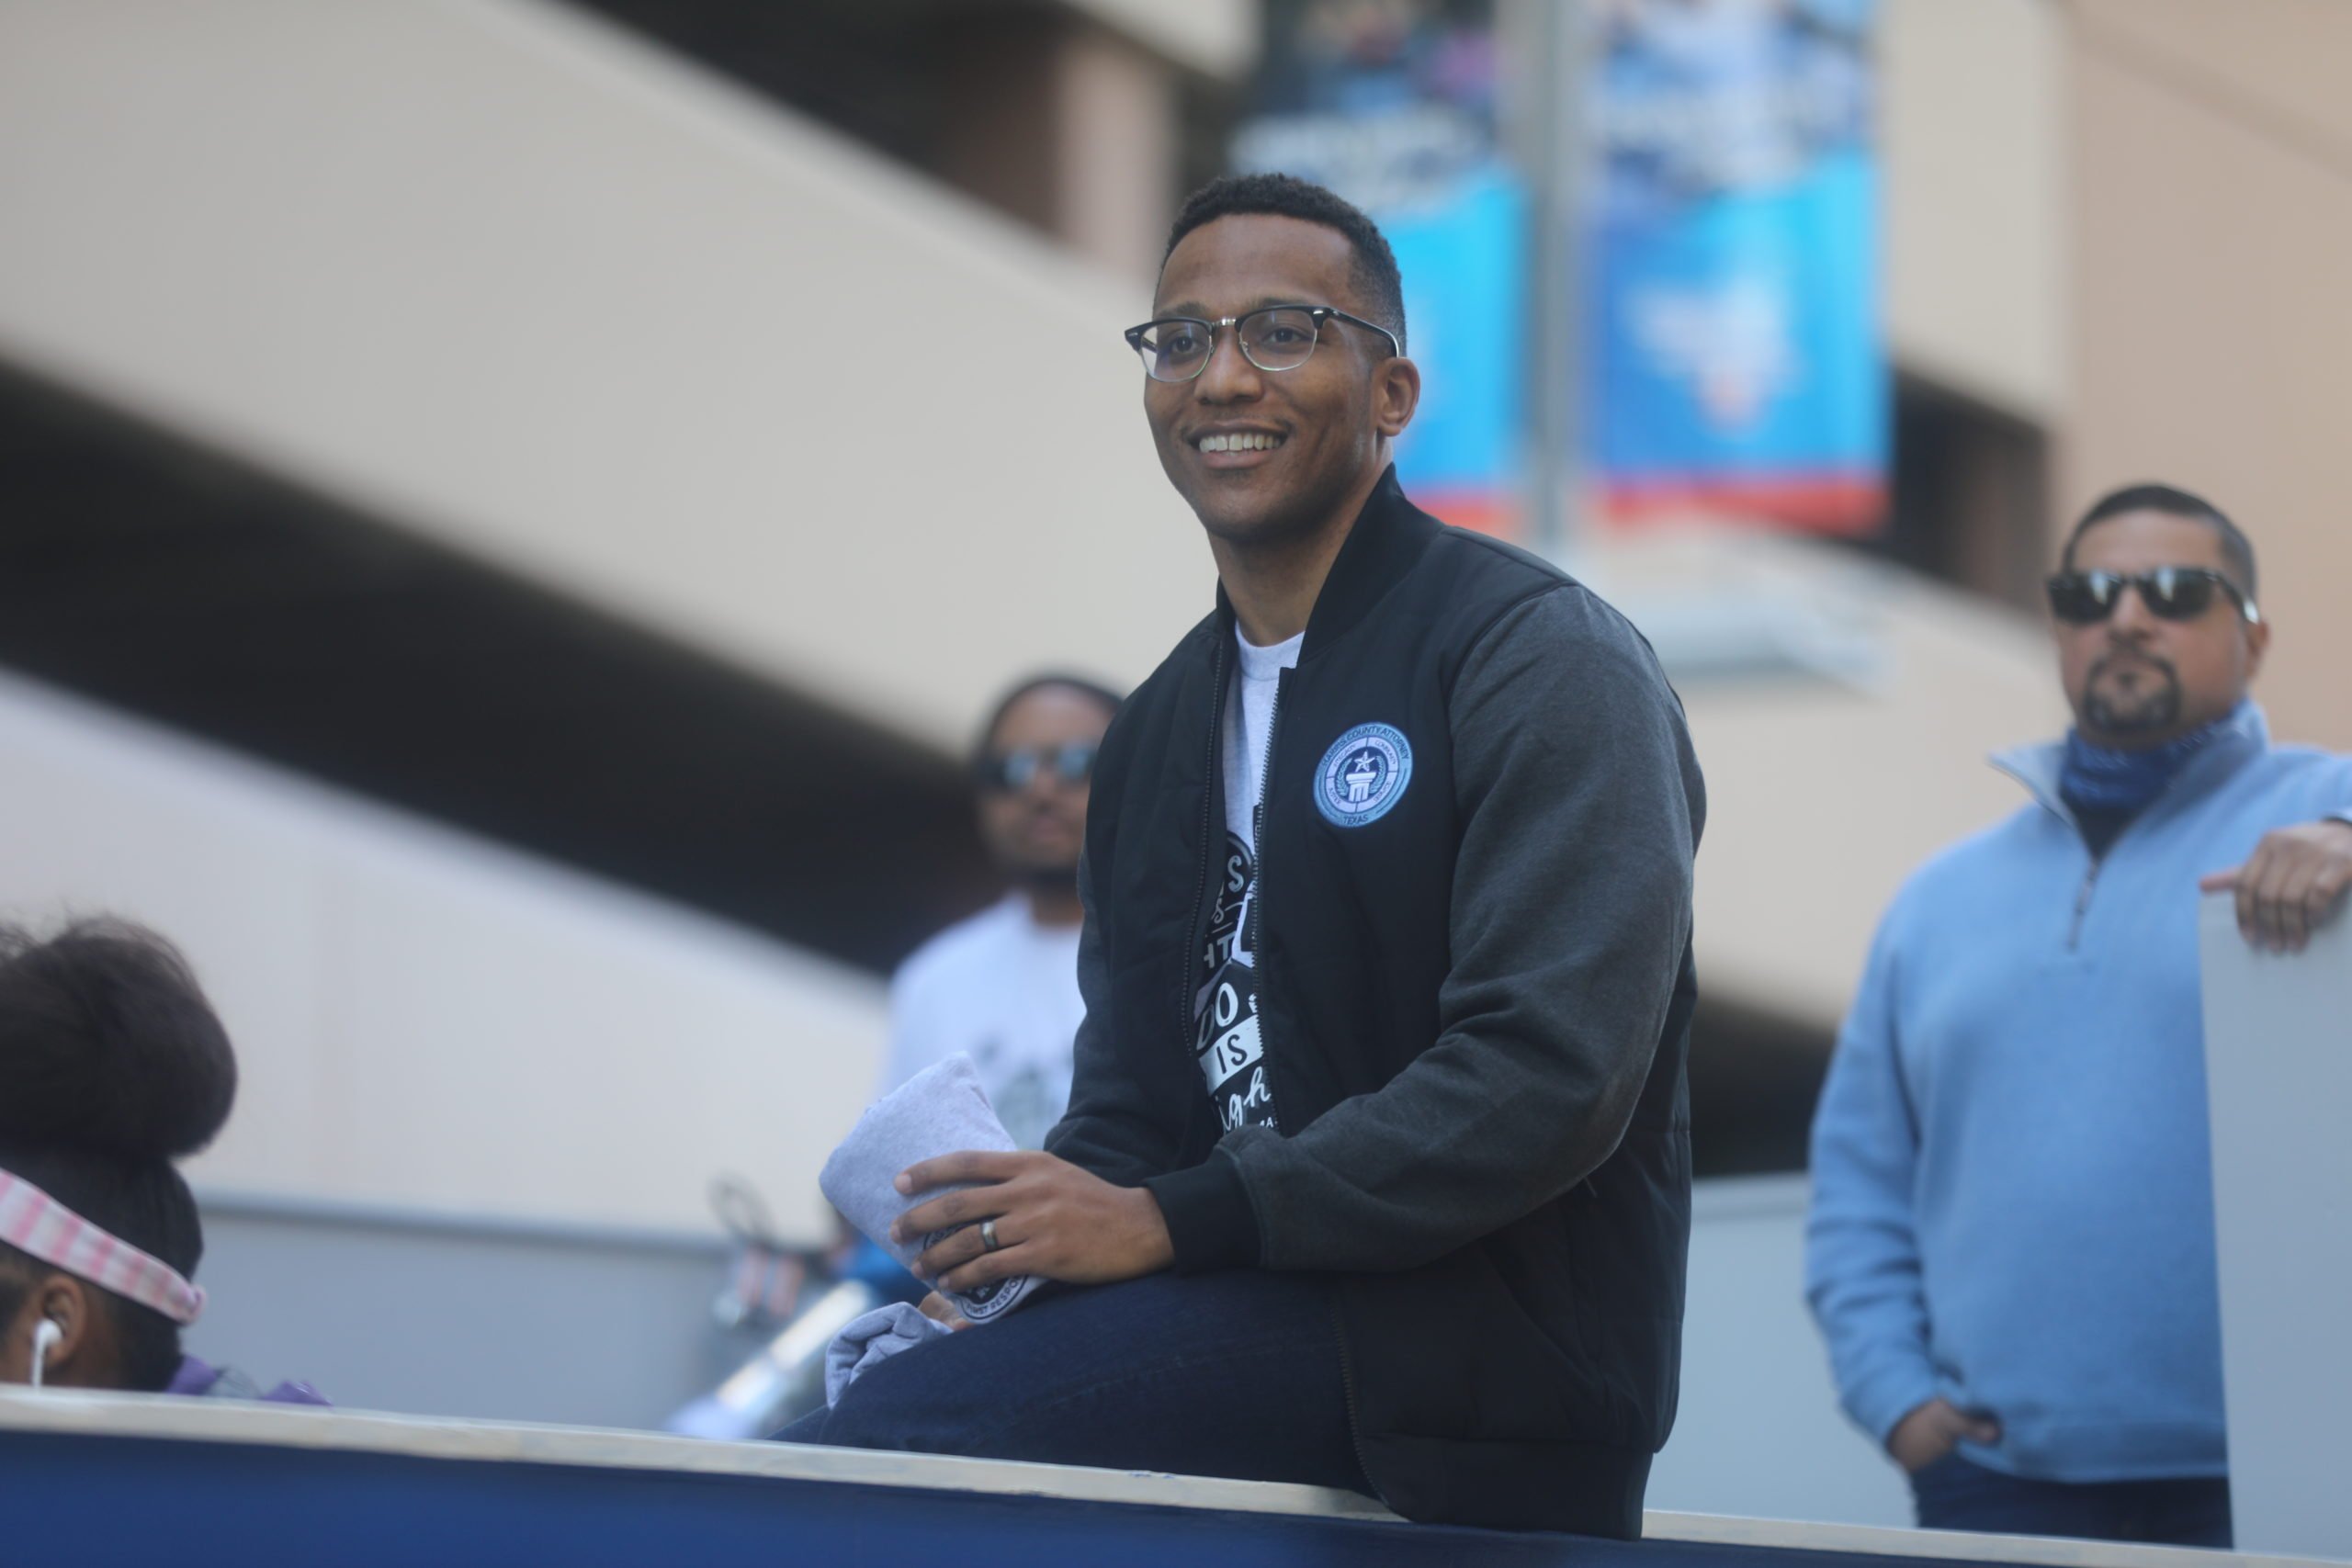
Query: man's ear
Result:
<box><xmin>2243</xmin><ymin>615</ymin><xmax>2271</xmax><ymax>682</ymax></box>
<box><xmin>1373</xmin><ymin>355</ymin><xmax>1421</xmax><ymax>440</ymax></box>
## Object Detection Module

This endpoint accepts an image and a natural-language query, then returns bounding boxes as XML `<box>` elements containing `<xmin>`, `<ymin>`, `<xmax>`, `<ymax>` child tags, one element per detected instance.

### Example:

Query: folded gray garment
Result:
<box><xmin>819</xmin><ymin>1054</ymin><xmax>1043</xmax><ymax>1325</ymax></box>
<box><xmin>824</xmin><ymin>1302</ymin><xmax>953</xmax><ymax>1406</ymax></box>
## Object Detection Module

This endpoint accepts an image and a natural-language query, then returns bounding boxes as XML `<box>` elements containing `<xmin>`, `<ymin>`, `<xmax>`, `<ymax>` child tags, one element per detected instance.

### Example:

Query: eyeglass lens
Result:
<box><xmin>1134</xmin><ymin>308</ymin><xmax>1323</xmax><ymax>381</ymax></box>
<box><xmin>983</xmin><ymin>742</ymin><xmax>1098</xmax><ymax>792</ymax></box>
<box><xmin>2047</xmin><ymin>569</ymin><xmax>2221</xmax><ymax>624</ymax></box>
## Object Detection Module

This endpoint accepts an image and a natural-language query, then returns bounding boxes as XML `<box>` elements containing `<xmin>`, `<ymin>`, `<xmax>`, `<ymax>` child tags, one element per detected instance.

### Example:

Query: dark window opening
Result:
<box><xmin>564</xmin><ymin>0</ymin><xmax>1227</xmax><ymax>254</ymax></box>
<box><xmin>1853</xmin><ymin>372</ymin><xmax>2052</xmax><ymax>611</ymax></box>
<box><xmin>1687</xmin><ymin>995</ymin><xmax>1832</xmax><ymax>1179</ymax></box>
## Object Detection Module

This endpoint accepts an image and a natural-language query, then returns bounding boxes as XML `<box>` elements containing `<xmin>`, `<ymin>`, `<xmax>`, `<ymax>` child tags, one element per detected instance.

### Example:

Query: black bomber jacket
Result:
<box><xmin>1046</xmin><ymin>468</ymin><xmax>1705</xmax><ymax>1537</ymax></box>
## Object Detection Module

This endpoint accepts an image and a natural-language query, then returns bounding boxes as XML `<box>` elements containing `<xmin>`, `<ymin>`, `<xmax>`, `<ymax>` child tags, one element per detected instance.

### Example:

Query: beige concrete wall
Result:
<box><xmin>1057</xmin><ymin>23</ymin><xmax>1184</xmax><ymax>283</ymax></box>
<box><xmin>0</xmin><ymin>0</ymin><xmax>1211</xmax><ymax>753</ymax></box>
<box><xmin>1596</xmin><ymin>529</ymin><xmax>2065</xmax><ymax>1031</ymax></box>
<box><xmin>2064</xmin><ymin>0</ymin><xmax>2352</xmax><ymax>750</ymax></box>
<box><xmin>2073</xmin><ymin>0</ymin><xmax>2352</xmax><ymax>155</ymax></box>
<box><xmin>0</xmin><ymin>667</ymin><xmax>881</xmax><ymax>1243</ymax></box>
<box><xmin>1880</xmin><ymin>0</ymin><xmax>2069</xmax><ymax>423</ymax></box>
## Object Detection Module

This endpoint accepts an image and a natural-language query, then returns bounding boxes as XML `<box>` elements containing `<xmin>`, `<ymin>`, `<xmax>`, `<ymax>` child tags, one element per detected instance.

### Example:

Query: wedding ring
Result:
<box><xmin>979</xmin><ymin>1218</ymin><xmax>1002</xmax><ymax>1253</ymax></box>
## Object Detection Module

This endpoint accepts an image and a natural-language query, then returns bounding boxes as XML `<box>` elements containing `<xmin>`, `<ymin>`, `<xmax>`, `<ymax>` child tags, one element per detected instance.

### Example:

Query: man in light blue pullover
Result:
<box><xmin>1807</xmin><ymin>484</ymin><xmax>2352</xmax><ymax>1549</ymax></box>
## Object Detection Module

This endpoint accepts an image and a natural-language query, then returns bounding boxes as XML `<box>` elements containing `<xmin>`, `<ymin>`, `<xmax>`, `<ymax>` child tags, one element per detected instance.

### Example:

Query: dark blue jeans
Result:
<box><xmin>775</xmin><ymin>1271</ymin><xmax>1370</xmax><ymax>1495</ymax></box>
<box><xmin>1910</xmin><ymin>1453</ymin><xmax>2233</xmax><ymax>1549</ymax></box>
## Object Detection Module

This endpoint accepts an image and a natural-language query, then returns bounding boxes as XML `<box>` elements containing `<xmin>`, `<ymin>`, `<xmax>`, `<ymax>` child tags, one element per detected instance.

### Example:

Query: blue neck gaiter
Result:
<box><xmin>2059</xmin><ymin>702</ymin><xmax>2244</xmax><ymax>817</ymax></box>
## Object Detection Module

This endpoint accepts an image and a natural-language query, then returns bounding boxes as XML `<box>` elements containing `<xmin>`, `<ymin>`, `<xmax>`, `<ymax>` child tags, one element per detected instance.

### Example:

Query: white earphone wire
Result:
<box><xmin>28</xmin><ymin>1318</ymin><xmax>62</xmax><ymax>1390</ymax></box>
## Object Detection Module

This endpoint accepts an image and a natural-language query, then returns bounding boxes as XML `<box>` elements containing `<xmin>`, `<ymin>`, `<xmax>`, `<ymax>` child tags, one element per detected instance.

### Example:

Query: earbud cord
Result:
<box><xmin>28</xmin><ymin>1320</ymin><xmax>61</xmax><ymax>1390</ymax></box>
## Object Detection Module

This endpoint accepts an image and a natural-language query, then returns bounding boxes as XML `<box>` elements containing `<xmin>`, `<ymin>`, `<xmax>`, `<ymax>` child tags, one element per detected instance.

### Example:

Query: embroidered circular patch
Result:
<box><xmin>1315</xmin><ymin>723</ymin><xmax>1413</xmax><ymax>828</ymax></box>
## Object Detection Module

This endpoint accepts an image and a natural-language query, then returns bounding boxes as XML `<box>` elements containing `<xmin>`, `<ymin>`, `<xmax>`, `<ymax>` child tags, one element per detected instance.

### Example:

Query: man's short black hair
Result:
<box><xmin>2063</xmin><ymin>482</ymin><xmax>2257</xmax><ymax>602</ymax></box>
<box><xmin>973</xmin><ymin>673</ymin><xmax>1125</xmax><ymax>775</ymax></box>
<box><xmin>1162</xmin><ymin>173</ymin><xmax>1408</xmax><ymax>355</ymax></box>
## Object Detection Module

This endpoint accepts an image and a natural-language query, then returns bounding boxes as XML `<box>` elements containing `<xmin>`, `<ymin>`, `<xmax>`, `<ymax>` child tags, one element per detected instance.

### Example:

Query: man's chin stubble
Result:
<box><xmin>1012</xmin><ymin>863</ymin><xmax>1080</xmax><ymax>896</ymax></box>
<box><xmin>2083</xmin><ymin>685</ymin><xmax>2183</xmax><ymax>735</ymax></box>
<box><xmin>1187</xmin><ymin>481</ymin><xmax>1346</xmax><ymax>554</ymax></box>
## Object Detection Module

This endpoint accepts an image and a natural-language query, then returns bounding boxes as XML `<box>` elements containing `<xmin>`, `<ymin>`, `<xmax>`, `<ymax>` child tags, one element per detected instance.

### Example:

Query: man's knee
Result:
<box><xmin>810</xmin><ymin>1337</ymin><xmax>979</xmax><ymax>1452</ymax></box>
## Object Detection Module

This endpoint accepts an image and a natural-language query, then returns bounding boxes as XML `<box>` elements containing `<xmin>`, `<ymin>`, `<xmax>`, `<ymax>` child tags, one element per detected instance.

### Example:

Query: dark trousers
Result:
<box><xmin>1910</xmin><ymin>1453</ymin><xmax>2233</xmax><ymax>1550</ymax></box>
<box><xmin>775</xmin><ymin>1271</ymin><xmax>1371</xmax><ymax>1496</ymax></box>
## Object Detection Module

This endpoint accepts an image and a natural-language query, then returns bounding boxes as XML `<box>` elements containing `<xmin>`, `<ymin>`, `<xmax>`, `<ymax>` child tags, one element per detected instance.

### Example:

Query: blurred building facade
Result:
<box><xmin>0</xmin><ymin>0</ymin><xmax>2344</xmax><ymax>1517</ymax></box>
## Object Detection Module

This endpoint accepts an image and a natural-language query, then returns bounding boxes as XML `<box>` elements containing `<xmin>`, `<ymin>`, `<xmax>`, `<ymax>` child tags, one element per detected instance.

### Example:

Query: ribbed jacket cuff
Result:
<box><xmin>1144</xmin><ymin>1149</ymin><xmax>1261</xmax><ymax>1272</ymax></box>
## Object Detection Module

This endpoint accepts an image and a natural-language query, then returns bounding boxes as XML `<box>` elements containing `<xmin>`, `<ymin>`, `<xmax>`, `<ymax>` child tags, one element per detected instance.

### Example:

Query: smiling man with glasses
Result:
<box><xmin>1808</xmin><ymin>483</ymin><xmax>2352</xmax><ymax>1548</ymax></box>
<box><xmin>783</xmin><ymin>173</ymin><xmax>1705</xmax><ymax>1537</ymax></box>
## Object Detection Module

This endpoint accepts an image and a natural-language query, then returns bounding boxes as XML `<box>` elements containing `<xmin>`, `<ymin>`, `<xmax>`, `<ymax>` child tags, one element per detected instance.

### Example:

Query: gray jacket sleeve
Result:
<box><xmin>1211</xmin><ymin>587</ymin><xmax>1703</xmax><ymax>1271</ymax></box>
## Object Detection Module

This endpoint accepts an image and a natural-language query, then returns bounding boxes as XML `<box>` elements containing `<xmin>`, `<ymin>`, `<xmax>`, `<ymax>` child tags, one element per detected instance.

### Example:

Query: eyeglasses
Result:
<box><xmin>2045</xmin><ymin>567</ymin><xmax>2261</xmax><ymax>626</ymax></box>
<box><xmin>976</xmin><ymin>741</ymin><xmax>1100</xmax><ymax>794</ymax></box>
<box><xmin>1124</xmin><ymin>305</ymin><xmax>1400</xmax><ymax>383</ymax></box>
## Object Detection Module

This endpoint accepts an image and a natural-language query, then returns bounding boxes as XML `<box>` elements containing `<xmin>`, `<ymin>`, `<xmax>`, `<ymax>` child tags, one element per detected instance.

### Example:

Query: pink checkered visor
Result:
<box><xmin>0</xmin><ymin>1168</ymin><xmax>205</xmax><ymax>1325</ymax></box>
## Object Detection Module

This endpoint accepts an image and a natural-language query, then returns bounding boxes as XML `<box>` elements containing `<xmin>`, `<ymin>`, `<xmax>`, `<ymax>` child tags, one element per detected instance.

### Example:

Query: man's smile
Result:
<box><xmin>1186</xmin><ymin>424</ymin><xmax>1289</xmax><ymax>469</ymax></box>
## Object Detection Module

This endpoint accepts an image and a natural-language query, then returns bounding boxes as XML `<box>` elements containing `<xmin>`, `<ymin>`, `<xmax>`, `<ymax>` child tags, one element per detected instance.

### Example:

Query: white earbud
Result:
<box><xmin>28</xmin><ymin>1318</ymin><xmax>63</xmax><ymax>1390</ymax></box>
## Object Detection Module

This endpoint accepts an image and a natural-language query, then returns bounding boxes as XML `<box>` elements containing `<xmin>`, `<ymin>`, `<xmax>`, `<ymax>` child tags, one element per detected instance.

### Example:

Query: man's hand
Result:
<box><xmin>1888</xmin><ymin>1398</ymin><xmax>2001</xmax><ymax>1473</ymax></box>
<box><xmin>890</xmin><ymin>1150</ymin><xmax>1176</xmax><ymax>1296</ymax></box>
<box><xmin>2200</xmin><ymin>818</ymin><xmax>2352</xmax><ymax>953</ymax></box>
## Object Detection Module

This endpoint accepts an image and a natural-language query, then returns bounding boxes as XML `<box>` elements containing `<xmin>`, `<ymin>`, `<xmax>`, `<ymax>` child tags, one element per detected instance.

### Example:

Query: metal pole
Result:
<box><xmin>1509</xmin><ymin>0</ymin><xmax>1586</xmax><ymax>560</ymax></box>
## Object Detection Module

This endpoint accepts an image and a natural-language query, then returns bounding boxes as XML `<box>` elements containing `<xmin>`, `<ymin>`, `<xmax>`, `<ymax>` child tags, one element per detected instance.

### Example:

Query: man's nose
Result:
<box><xmin>1021</xmin><ymin>766</ymin><xmax>1077</xmax><ymax>805</ymax></box>
<box><xmin>2107</xmin><ymin>582</ymin><xmax>2160</xmax><ymax>637</ymax></box>
<box><xmin>1194</xmin><ymin>328</ymin><xmax>1263</xmax><ymax>402</ymax></box>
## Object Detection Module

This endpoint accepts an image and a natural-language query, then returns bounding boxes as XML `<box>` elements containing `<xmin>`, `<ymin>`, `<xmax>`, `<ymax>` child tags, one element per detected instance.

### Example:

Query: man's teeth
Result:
<box><xmin>1197</xmin><ymin>433</ymin><xmax>1284</xmax><ymax>453</ymax></box>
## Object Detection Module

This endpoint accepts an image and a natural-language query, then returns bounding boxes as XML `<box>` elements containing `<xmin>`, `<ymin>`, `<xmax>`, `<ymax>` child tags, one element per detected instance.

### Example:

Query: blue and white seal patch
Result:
<box><xmin>1315</xmin><ymin>723</ymin><xmax>1413</xmax><ymax>828</ymax></box>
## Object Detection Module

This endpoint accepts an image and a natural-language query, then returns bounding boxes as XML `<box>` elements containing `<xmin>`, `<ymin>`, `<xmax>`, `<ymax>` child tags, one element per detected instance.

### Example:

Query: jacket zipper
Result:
<box><xmin>1245</xmin><ymin>669</ymin><xmax>1285</xmax><ymax>961</ymax></box>
<box><xmin>2067</xmin><ymin>856</ymin><xmax>2101</xmax><ymax>952</ymax></box>
<box><xmin>1244</xmin><ymin>669</ymin><xmax>1290</xmax><ymax>1140</ymax></box>
<box><xmin>1178</xmin><ymin>634</ymin><xmax>1229</xmax><ymax>1064</ymax></box>
<box><xmin>2056</xmin><ymin>769</ymin><xmax>2199</xmax><ymax>953</ymax></box>
<box><xmin>1250</xmin><ymin>665</ymin><xmax>1373</xmax><ymax>1489</ymax></box>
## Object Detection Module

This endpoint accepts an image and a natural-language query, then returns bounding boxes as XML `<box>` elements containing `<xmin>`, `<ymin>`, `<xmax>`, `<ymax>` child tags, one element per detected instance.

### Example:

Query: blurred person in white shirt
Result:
<box><xmin>879</xmin><ymin>673</ymin><xmax>1123</xmax><ymax>1149</ymax></box>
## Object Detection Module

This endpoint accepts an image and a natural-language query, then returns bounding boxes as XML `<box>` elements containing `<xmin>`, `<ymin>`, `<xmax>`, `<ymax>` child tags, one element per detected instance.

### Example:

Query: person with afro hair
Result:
<box><xmin>0</xmin><ymin>918</ymin><xmax>321</xmax><ymax>1403</ymax></box>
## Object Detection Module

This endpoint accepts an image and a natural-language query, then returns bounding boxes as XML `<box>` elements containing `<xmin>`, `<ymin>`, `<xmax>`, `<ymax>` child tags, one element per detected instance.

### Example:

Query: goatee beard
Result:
<box><xmin>1012</xmin><ymin>863</ymin><xmax>1080</xmax><ymax>897</ymax></box>
<box><xmin>2082</xmin><ymin>656</ymin><xmax>2183</xmax><ymax>736</ymax></box>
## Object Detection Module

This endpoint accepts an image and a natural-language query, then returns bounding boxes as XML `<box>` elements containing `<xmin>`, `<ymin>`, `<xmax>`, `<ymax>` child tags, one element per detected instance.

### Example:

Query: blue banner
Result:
<box><xmin>1234</xmin><ymin>0</ymin><xmax>1883</xmax><ymax>537</ymax></box>
<box><xmin>1589</xmin><ymin>0</ymin><xmax>1885</xmax><ymax>532</ymax></box>
<box><xmin>1232</xmin><ymin>1</ymin><xmax>1523</xmax><ymax>536</ymax></box>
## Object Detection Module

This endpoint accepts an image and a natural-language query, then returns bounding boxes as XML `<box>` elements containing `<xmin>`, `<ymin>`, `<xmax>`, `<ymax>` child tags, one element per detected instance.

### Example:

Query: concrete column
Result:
<box><xmin>936</xmin><ymin>14</ymin><xmax>1179</xmax><ymax>286</ymax></box>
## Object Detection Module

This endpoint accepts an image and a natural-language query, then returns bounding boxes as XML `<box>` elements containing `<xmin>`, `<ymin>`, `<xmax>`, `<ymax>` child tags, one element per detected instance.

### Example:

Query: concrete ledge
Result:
<box><xmin>0</xmin><ymin>1391</ymin><xmax>2323</xmax><ymax>1567</ymax></box>
<box><xmin>0</xmin><ymin>1388</ymin><xmax>1396</xmax><ymax>1522</ymax></box>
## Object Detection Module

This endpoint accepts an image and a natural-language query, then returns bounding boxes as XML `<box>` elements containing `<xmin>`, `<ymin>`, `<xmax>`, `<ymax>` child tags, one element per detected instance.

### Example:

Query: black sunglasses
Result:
<box><xmin>977</xmin><ymin>741</ymin><xmax>1100</xmax><ymax>794</ymax></box>
<box><xmin>2044</xmin><ymin>567</ymin><xmax>2260</xmax><ymax>627</ymax></box>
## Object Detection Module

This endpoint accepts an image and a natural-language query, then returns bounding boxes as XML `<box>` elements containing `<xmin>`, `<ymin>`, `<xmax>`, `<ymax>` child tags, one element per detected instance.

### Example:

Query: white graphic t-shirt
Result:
<box><xmin>883</xmin><ymin>897</ymin><xmax>1082</xmax><ymax>1151</ymax></box>
<box><xmin>1193</xmin><ymin>626</ymin><xmax>1301</xmax><ymax>1134</ymax></box>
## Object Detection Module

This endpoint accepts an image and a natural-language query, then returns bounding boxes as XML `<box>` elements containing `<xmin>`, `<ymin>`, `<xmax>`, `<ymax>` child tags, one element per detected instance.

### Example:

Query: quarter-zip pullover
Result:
<box><xmin>1807</xmin><ymin>704</ymin><xmax>2352</xmax><ymax>1483</ymax></box>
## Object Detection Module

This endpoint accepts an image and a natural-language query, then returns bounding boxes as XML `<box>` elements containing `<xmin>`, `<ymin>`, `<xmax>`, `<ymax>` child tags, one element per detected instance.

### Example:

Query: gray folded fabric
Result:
<box><xmin>823</xmin><ymin>1302</ymin><xmax>954</xmax><ymax>1406</ymax></box>
<box><xmin>818</xmin><ymin>1054</ymin><xmax>1042</xmax><ymax>1325</ymax></box>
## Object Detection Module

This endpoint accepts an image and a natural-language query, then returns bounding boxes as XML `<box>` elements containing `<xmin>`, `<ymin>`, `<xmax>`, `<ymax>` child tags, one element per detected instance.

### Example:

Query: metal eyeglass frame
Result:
<box><xmin>1124</xmin><ymin>304</ymin><xmax>1402</xmax><ymax>382</ymax></box>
